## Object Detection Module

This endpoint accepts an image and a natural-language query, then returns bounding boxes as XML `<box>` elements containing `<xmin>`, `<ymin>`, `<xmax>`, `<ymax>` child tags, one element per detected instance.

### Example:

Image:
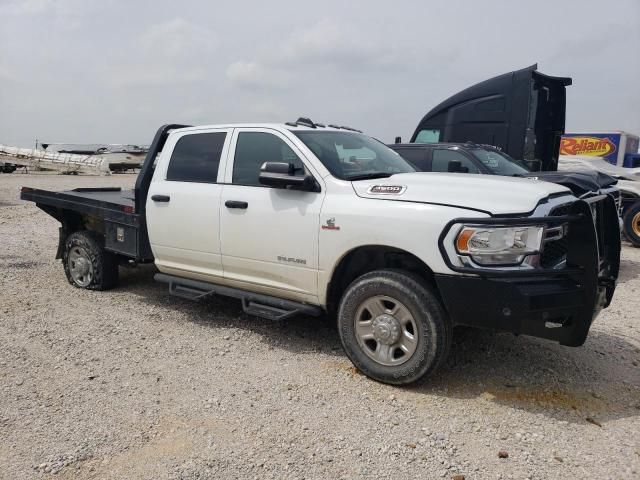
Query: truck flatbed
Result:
<box><xmin>21</xmin><ymin>186</ymin><xmax>150</xmax><ymax>261</ymax></box>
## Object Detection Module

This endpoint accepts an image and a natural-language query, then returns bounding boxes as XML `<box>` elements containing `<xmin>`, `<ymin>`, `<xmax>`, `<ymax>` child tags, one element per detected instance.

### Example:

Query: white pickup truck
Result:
<box><xmin>21</xmin><ymin>120</ymin><xmax>621</xmax><ymax>385</ymax></box>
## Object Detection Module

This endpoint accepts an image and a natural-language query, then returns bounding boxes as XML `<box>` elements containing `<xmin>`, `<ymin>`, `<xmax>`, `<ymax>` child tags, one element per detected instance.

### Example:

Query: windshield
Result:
<box><xmin>293</xmin><ymin>131</ymin><xmax>415</xmax><ymax>180</ymax></box>
<box><xmin>470</xmin><ymin>148</ymin><xmax>530</xmax><ymax>175</ymax></box>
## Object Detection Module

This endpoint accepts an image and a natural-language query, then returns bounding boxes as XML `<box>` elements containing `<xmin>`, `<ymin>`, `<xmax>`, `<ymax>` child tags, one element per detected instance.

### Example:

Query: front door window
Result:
<box><xmin>232</xmin><ymin>132</ymin><xmax>306</xmax><ymax>187</ymax></box>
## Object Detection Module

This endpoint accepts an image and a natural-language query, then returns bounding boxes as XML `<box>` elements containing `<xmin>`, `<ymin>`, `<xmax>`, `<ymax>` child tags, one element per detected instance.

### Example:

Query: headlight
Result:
<box><xmin>454</xmin><ymin>225</ymin><xmax>544</xmax><ymax>266</ymax></box>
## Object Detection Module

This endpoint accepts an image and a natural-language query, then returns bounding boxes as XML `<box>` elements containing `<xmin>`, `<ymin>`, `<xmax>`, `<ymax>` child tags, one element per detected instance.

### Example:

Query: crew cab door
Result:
<box><xmin>219</xmin><ymin>128</ymin><xmax>324</xmax><ymax>302</ymax></box>
<box><xmin>146</xmin><ymin>128</ymin><xmax>231</xmax><ymax>279</ymax></box>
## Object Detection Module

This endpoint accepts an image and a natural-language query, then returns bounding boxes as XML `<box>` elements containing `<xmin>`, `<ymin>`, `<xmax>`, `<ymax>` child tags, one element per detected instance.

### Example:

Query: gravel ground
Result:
<box><xmin>1</xmin><ymin>173</ymin><xmax>639</xmax><ymax>480</ymax></box>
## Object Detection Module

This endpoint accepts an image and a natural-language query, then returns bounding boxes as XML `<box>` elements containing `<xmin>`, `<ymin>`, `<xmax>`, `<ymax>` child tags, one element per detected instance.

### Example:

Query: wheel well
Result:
<box><xmin>38</xmin><ymin>206</ymin><xmax>104</xmax><ymax>236</ymax></box>
<box><xmin>326</xmin><ymin>246</ymin><xmax>436</xmax><ymax>316</ymax></box>
<box><xmin>45</xmin><ymin>208</ymin><xmax>106</xmax><ymax>259</ymax></box>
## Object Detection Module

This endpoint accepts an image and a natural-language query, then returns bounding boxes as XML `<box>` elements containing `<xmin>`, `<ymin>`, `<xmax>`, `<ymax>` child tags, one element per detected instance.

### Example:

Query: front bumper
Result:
<box><xmin>435</xmin><ymin>195</ymin><xmax>620</xmax><ymax>347</ymax></box>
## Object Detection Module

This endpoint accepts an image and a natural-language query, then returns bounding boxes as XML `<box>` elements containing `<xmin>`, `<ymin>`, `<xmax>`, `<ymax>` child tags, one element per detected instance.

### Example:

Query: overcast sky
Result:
<box><xmin>1</xmin><ymin>0</ymin><xmax>638</xmax><ymax>147</ymax></box>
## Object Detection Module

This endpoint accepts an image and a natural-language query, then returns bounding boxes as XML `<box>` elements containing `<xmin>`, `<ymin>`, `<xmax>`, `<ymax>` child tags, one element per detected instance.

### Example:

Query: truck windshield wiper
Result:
<box><xmin>347</xmin><ymin>172</ymin><xmax>393</xmax><ymax>181</ymax></box>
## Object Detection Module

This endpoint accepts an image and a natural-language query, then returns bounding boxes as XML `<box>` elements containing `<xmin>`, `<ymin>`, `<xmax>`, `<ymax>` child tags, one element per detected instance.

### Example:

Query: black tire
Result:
<box><xmin>337</xmin><ymin>269</ymin><xmax>451</xmax><ymax>385</ymax></box>
<box><xmin>623</xmin><ymin>202</ymin><xmax>640</xmax><ymax>247</ymax></box>
<box><xmin>62</xmin><ymin>231</ymin><xmax>119</xmax><ymax>290</ymax></box>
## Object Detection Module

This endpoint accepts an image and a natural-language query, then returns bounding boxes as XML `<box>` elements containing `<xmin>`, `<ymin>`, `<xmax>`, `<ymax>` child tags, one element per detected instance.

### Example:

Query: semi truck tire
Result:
<box><xmin>337</xmin><ymin>269</ymin><xmax>451</xmax><ymax>385</ymax></box>
<box><xmin>63</xmin><ymin>231</ymin><xmax>119</xmax><ymax>290</ymax></box>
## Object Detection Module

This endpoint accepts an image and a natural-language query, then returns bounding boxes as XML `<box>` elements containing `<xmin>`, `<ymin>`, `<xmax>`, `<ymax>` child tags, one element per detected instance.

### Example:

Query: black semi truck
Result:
<box><xmin>407</xmin><ymin>64</ymin><xmax>572</xmax><ymax>172</ymax></box>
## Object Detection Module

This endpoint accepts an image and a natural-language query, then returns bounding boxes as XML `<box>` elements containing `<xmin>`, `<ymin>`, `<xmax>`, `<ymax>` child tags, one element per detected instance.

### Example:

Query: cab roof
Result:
<box><xmin>171</xmin><ymin>117</ymin><xmax>363</xmax><ymax>134</ymax></box>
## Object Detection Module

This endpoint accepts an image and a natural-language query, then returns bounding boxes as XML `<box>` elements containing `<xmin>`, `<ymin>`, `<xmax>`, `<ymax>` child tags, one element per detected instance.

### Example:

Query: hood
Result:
<box><xmin>519</xmin><ymin>170</ymin><xmax>617</xmax><ymax>197</ymax></box>
<box><xmin>351</xmin><ymin>173</ymin><xmax>571</xmax><ymax>215</ymax></box>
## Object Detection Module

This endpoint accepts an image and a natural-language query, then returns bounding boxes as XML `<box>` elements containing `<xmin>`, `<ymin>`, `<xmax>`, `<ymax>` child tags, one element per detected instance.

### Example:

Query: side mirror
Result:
<box><xmin>448</xmin><ymin>160</ymin><xmax>469</xmax><ymax>173</ymax></box>
<box><xmin>259</xmin><ymin>162</ymin><xmax>318</xmax><ymax>191</ymax></box>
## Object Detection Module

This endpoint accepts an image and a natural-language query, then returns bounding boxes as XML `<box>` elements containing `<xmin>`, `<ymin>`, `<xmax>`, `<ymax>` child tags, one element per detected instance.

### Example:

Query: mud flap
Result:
<box><xmin>55</xmin><ymin>226</ymin><xmax>68</xmax><ymax>260</ymax></box>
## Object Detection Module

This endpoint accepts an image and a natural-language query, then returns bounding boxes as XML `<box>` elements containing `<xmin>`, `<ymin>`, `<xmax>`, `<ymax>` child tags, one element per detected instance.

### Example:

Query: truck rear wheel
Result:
<box><xmin>337</xmin><ymin>269</ymin><xmax>451</xmax><ymax>385</ymax></box>
<box><xmin>63</xmin><ymin>231</ymin><xmax>119</xmax><ymax>290</ymax></box>
<box><xmin>623</xmin><ymin>202</ymin><xmax>640</xmax><ymax>247</ymax></box>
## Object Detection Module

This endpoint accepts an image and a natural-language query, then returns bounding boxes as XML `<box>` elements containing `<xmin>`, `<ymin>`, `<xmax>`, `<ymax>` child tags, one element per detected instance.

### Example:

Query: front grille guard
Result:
<box><xmin>438</xmin><ymin>195</ymin><xmax>621</xmax><ymax>283</ymax></box>
<box><xmin>437</xmin><ymin>195</ymin><xmax>620</xmax><ymax>347</ymax></box>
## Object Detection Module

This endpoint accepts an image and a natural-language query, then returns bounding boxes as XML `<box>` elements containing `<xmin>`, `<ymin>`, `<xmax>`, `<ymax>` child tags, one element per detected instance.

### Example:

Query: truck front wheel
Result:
<box><xmin>337</xmin><ymin>269</ymin><xmax>451</xmax><ymax>385</ymax></box>
<box><xmin>623</xmin><ymin>201</ymin><xmax>640</xmax><ymax>247</ymax></box>
<box><xmin>63</xmin><ymin>231</ymin><xmax>119</xmax><ymax>290</ymax></box>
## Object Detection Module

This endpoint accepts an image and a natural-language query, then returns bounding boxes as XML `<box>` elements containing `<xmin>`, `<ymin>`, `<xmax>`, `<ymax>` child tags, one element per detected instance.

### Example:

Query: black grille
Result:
<box><xmin>540</xmin><ymin>237</ymin><xmax>568</xmax><ymax>267</ymax></box>
<box><xmin>540</xmin><ymin>203</ymin><xmax>572</xmax><ymax>268</ymax></box>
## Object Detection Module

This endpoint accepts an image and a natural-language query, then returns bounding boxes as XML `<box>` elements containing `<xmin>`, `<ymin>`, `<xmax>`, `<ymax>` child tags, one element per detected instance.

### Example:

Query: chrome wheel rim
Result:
<box><xmin>354</xmin><ymin>295</ymin><xmax>418</xmax><ymax>366</ymax></box>
<box><xmin>68</xmin><ymin>246</ymin><xmax>93</xmax><ymax>287</ymax></box>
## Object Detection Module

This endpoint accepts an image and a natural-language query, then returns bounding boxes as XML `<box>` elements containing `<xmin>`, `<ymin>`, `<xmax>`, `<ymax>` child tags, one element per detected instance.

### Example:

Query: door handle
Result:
<box><xmin>225</xmin><ymin>200</ymin><xmax>248</xmax><ymax>209</ymax></box>
<box><xmin>151</xmin><ymin>194</ymin><xmax>170</xmax><ymax>202</ymax></box>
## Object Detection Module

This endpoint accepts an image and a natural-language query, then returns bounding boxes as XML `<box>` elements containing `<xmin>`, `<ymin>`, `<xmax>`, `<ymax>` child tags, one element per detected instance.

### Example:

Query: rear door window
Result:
<box><xmin>432</xmin><ymin>149</ymin><xmax>480</xmax><ymax>173</ymax></box>
<box><xmin>166</xmin><ymin>132</ymin><xmax>226</xmax><ymax>183</ymax></box>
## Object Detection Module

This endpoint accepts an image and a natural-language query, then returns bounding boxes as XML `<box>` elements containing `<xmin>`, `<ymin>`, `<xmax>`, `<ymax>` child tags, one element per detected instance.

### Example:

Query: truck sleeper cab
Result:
<box><xmin>21</xmin><ymin>121</ymin><xmax>620</xmax><ymax>385</ymax></box>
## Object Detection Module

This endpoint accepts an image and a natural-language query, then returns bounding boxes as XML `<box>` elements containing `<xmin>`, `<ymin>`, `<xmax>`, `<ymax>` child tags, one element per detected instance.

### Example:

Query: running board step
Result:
<box><xmin>169</xmin><ymin>283</ymin><xmax>212</xmax><ymax>301</ymax></box>
<box><xmin>155</xmin><ymin>273</ymin><xmax>322</xmax><ymax>321</ymax></box>
<box><xmin>242</xmin><ymin>299</ymin><xmax>298</xmax><ymax>321</ymax></box>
